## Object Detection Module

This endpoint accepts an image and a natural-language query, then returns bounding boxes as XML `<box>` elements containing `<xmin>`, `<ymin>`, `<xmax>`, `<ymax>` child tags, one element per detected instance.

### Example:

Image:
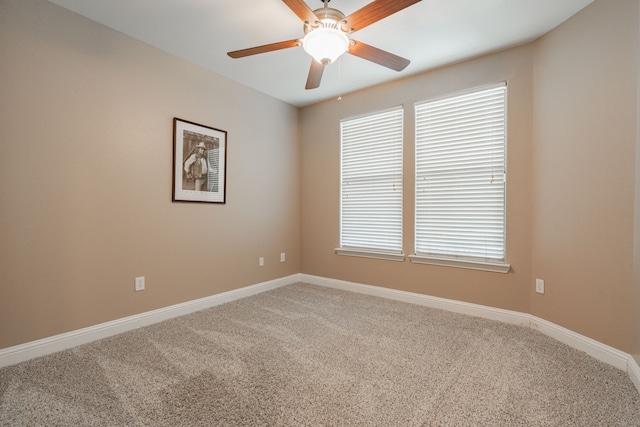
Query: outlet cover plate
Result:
<box><xmin>135</xmin><ymin>276</ymin><xmax>145</xmax><ymax>292</ymax></box>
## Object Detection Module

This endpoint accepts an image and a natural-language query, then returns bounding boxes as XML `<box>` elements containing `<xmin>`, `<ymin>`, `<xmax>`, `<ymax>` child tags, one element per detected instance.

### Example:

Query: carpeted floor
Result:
<box><xmin>1</xmin><ymin>283</ymin><xmax>639</xmax><ymax>426</ymax></box>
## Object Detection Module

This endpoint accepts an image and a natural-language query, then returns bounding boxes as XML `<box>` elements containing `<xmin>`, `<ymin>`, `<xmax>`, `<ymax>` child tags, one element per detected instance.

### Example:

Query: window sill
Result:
<box><xmin>335</xmin><ymin>248</ymin><xmax>405</xmax><ymax>262</ymax></box>
<box><xmin>409</xmin><ymin>254</ymin><xmax>510</xmax><ymax>273</ymax></box>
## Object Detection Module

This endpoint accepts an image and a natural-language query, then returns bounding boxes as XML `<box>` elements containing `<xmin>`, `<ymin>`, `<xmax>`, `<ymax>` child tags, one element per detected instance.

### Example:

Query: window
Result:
<box><xmin>412</xmin><ymin>84</ymin><xmax>509</xmax><ymax>273</ymax></box>
<box><xmin>337</xmin><ymin>106</ymin><xmax>404</xmax><ymax>261</ymax></box>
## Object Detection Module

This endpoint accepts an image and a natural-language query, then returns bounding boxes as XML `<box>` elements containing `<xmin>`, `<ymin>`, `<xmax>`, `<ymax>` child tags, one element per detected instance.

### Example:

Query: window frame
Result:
<box><xmin>336</xmin><ymin>106</ymin><xmax>405</xmax><ymax>262</ymax></box>
<box><xmin>411</xmin><ymin>83</ymin><xmax>510</xmax><ymax>273</ymax></box>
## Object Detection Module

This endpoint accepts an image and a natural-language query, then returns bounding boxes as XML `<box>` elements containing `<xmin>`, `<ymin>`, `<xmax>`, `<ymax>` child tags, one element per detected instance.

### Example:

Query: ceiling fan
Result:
<box><xmin>227</xmin><ymin>0</ymin><xmax>422</xmax><ymax>90</ymax></box>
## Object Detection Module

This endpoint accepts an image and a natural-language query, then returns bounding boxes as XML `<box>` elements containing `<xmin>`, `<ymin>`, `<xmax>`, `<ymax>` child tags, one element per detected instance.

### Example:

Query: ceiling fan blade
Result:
<box><xmin>348</xmin><ymin>40</ymin><xmax>410</xmax><ymax>71</ymax></box>
<box><xmin>227</xmin><ymin>39</ymin><xmax>300</xmax><ymax>58</ymax></box>
<box><xmin>305</xmin><ymin>59</ymin><xmax>325</xmax><ymax>90</ymax></box>
<box><xmin>282</xmin><ymin>0</ymin><xmax>318</xmax><ymax>24</ymax></box>
<box><xmin>342</xmin><ymin>0</ymin><xmax>422</xmax><ymax>33</ymax></box>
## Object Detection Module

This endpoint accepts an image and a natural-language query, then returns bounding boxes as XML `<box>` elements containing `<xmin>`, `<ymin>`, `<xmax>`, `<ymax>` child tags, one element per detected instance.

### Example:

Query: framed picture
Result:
<box><xmin>172</xmin><ymin>118</ymin><xmax>227</xmax><ymax>203</ymax></box>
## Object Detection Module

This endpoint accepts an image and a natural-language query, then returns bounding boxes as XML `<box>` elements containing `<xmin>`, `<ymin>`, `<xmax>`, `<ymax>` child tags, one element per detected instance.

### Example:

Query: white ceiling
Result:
<box><xmin>48</xmin><ymin>0</ymin><xmax>593</xmax><ymax>107</ymax></box>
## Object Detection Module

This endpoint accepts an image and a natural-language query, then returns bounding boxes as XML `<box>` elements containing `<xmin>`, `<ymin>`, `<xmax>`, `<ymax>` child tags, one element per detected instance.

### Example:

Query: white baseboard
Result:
<box><xmin>2</xmin><ymin>272</ymin><xmax>639</xmax><ymax>397</ymax></box>
<box><xmin>629</xmin><ymin>355</ymin><xmax>640</xmax><ymax>394</ymax></box>
<box><xmin>0</xmin><ymin>274</ymin><xmax>300</xmax><ymax>368</ymax></box>
<box><xmin>300</xmin><ymin>274</ymin><xmax>633</xmax><ymax>375</ymax></box>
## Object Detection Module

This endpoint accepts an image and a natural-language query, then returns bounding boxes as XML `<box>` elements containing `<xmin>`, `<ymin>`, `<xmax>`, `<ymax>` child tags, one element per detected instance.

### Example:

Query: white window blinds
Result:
<box><xmin>340</xmin><ymin>107</ymin><xmax>403</xmax><ymax>253</ymax></box>
<box><xmin>415</xmin><ymin>84</ymin><xmax>506</xmax><ymax>261</ymax></box>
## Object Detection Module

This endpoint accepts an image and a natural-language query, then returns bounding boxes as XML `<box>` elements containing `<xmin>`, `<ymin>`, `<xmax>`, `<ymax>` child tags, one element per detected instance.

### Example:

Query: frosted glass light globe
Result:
<box><xmin>302</xmin><ymin>27</ymin><xmax>349</xmax><ymax>64</ymax></box>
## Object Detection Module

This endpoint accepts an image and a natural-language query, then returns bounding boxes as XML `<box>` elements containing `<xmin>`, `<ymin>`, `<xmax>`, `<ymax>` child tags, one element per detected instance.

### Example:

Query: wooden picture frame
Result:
<box><xmin>172</xmin><ymin>118</ymin><xmax>227</xmax><ymax>204</ymax></box>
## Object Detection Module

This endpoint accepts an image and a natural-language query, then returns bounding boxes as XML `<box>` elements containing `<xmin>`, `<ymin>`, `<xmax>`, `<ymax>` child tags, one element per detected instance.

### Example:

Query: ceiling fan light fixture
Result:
<box><xmin>227</xmin><ymin>0</ymin><xmax>421</xmax><ymax>90</ymax></box>
<box><xmin>302</xmin><ymin>27</ymin><xmax>349</xmax><ymax>64</ymax></box>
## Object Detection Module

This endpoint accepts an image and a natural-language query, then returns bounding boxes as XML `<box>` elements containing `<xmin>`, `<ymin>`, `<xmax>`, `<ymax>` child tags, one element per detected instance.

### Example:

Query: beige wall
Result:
<box><xmin>532</xmin><ymin>0</ymin><xmax>638</xmax><ymax>353</ymax></box>
<box><xmin>0</xmin><ymin>0</ymin><xmax>301</xmax><ymax>349</ymax></box>
<box><xmin>300</xmin><ymin>0</ymin><xmax>640</xmax><ymax>354</ymax></box>
<box><xmin>633</xmin><ymin>0</ymin><xmax>640</xmax><ymax>367</ymax></box>
<box><xmin>300</xmin><ymin>46</ymin><xmax>534</xmax><ymax>313</ymax></box>
<box><xmin>2</xmin><ymin>0</ymin><xmax>639</xmax><ymax>360</ymax></box>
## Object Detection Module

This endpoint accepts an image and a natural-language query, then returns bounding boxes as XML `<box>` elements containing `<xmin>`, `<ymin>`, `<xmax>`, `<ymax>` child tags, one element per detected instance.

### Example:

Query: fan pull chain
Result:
<box><xmin>337</xmin><ymin>57</ymin><xmax>342</xmax><ymax>101</ymax></box>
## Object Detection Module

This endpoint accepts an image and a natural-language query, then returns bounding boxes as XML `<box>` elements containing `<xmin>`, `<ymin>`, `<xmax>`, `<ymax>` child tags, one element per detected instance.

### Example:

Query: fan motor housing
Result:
<box><xmin>304</xmin><ymin>7</ymin><xmax>346</xmax><ymax>34</ymax></box>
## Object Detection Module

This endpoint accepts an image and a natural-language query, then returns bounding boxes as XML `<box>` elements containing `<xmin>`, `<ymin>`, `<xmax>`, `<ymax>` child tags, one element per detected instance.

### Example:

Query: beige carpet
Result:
<box><xmin>1</xmin><ymin>283</ymin><xmax>639</xmax><ymax>426</ymax></box>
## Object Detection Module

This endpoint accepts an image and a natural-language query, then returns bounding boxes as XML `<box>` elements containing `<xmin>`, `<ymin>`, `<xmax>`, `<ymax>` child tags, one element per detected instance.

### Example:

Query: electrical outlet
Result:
<box><xmin>535</xmin><ymin>278</ymin><xmax>544</xmax><ymax>294</ymax></box>
<box><xmin>280</xmin><ymin>252</ymin><xmax>286</xmax><ymax>262</ymax></box>
<box><xmin>259</xmin><ymin>257</ymin><xmax>264</xmax><ymax>267</ymax></box>
<box><xmin>135</xmin><ymin>276</ymin><xmax>145</xmax><ymax>292</ymax></box>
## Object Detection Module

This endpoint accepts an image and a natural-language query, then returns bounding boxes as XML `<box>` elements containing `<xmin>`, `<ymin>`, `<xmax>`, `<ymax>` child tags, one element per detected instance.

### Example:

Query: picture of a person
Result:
<box><xmin>183</xmin><ymin>142</ymin><xmax>208</xmax><ymax>191</ymax></box>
